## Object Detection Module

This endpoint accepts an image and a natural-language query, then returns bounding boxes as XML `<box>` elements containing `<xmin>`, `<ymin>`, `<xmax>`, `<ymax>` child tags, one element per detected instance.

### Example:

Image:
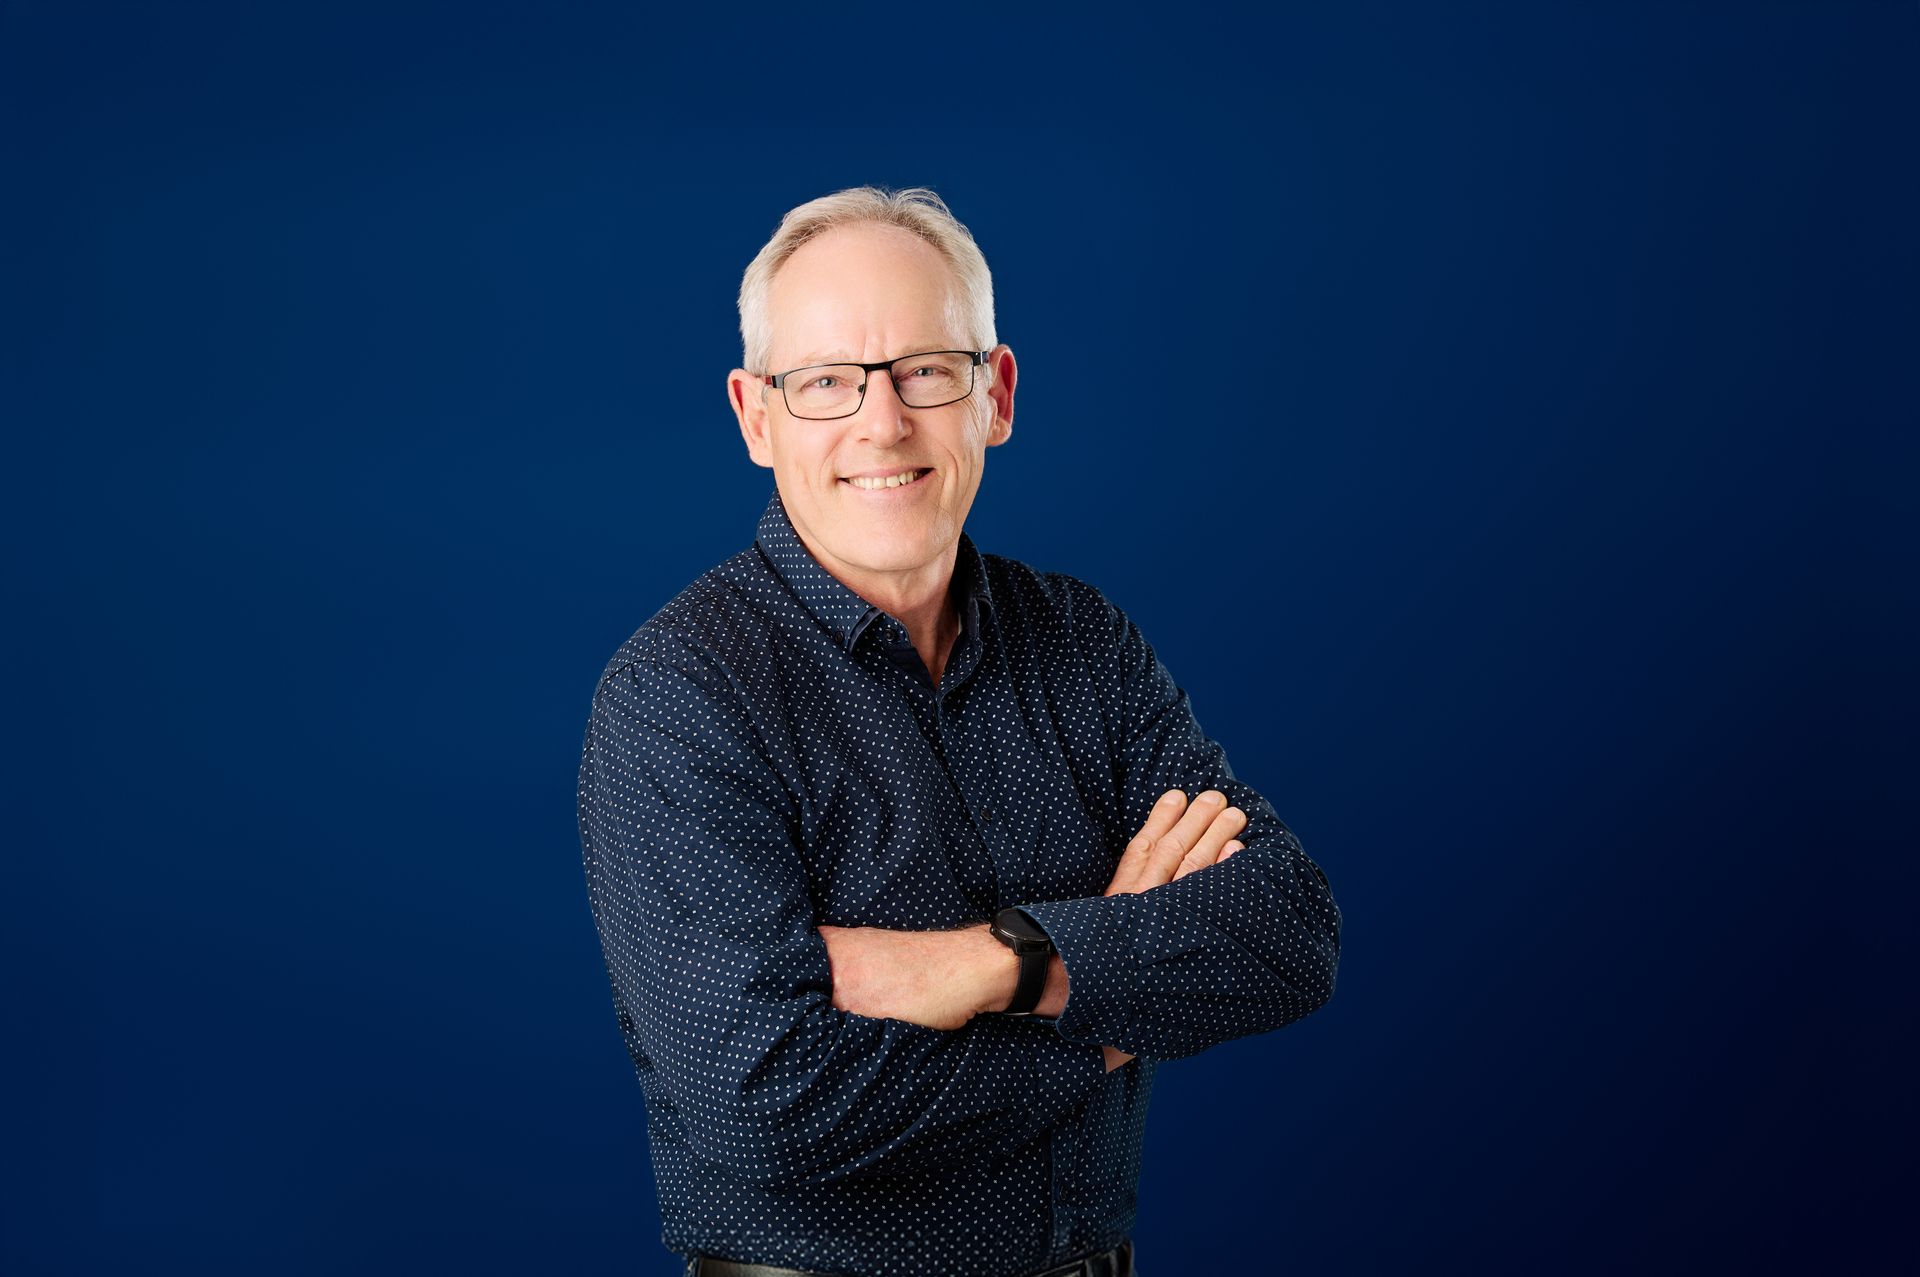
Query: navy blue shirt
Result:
<box><xmin>577</xmin><ymin>488</ymin><xmax>1340</xmax><ymax>1277</ymax></box>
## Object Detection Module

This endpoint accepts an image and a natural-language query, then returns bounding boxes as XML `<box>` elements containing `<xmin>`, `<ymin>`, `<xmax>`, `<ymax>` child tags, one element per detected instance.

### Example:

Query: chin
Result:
<box><xmin>845</xmin><ymin>541</ymin><xmax>929</xmax><ymax>570</ymax></box>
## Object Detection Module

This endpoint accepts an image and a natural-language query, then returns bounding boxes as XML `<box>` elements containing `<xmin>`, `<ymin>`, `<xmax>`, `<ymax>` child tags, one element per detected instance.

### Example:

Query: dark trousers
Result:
<box><xmin>685</xmin><ymin>1237</ymin><xmax>1134</xmax><ymax>1277</ymax></box>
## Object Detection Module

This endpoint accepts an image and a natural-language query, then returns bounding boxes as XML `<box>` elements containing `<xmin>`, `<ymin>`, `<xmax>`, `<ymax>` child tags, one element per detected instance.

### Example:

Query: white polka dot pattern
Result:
<box><xmin>577</xmin><ymin>488</ymin><xmax>1341</xmax><ymax>1276</ymax></box>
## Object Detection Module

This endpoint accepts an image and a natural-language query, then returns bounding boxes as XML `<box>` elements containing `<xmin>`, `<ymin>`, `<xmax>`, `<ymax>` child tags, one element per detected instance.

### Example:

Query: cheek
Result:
<box><xmin>773</xmin><ymin>437</ymin><xmax>829</xmax><ymax>474</ymax></box>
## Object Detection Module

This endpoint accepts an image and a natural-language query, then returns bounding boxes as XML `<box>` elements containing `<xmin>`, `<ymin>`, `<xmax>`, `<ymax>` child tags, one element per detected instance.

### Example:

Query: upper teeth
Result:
<box><xmin>846</xmin><ymin>469</ymin><xmax>926</xmax><ymax>490</ymax></box>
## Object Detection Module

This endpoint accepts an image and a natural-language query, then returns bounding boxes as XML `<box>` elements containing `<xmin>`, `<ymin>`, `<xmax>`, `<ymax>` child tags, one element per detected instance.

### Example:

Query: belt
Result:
<box><xmin>690</xmin><ymin>1238</ymin><xmax>1133</xmax><ymax>1277</ymax></box>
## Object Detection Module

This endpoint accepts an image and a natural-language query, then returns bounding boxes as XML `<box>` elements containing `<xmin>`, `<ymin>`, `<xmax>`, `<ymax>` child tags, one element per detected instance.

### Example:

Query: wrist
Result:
<box><xmin>1032</xmin><ymin>952</ymin><xmax>1069</xmax><ymax>1019</ymax></box>
<box><xmin>984</xmin><ymin>906</ymin><xmax>1060</xmax><ymax>1015</ymax></box>
<box><xmin>967</xmin><ymin>922</ymin><xmax>1022</xmax><ymax>1016</ymax></box>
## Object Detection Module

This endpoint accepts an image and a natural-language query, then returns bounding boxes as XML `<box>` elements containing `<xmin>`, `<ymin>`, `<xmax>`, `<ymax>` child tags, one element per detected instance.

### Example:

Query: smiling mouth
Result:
<box><xmin>841</xmin><ymin>468</ymin><xmax>932</xmax><ymax>491</ymax></box>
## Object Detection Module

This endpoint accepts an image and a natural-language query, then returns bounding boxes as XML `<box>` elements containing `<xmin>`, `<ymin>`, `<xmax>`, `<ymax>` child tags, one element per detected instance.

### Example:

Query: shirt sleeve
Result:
<box><xmin>577</xmin><ymin>644</ymin><xmax>1108</xmax><ymax>1190</ymax></box>
<box><xmin>1014</xmin><ymin>582</ymin><xmax>1343</xmax><ymax>1061</ymax></box>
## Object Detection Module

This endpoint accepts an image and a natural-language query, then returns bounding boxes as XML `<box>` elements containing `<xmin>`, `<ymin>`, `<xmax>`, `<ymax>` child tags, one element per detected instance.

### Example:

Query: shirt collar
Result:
<box><xmin>754</xmin><ymin>485</ymin><xmax>995</xmax><ymax>654</ymax></box>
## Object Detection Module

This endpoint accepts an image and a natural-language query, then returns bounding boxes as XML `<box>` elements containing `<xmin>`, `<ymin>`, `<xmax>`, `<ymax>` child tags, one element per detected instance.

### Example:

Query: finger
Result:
<box><xmin>1184</xmin><ymin>803</ymin><xmax>1249</xmax><ymax>868</ymax></box>
<box><xmin>1167</xmin><ymin>798</ymin><xmax>1247</xmax><ymax>881</ymax></box>
<box><xmin>1129</xmin><ymin>789</ymin><xmax>1188</xmax><ymax>851</ymax></box>
<box><xmin>1144</xmin><ymin>789</ymin><xmax>1231</xmax><ymax>883</ymax></box>
<box><xmin>1111</xmin><ymin>791</ymin><xmax>1188</xmax><ymax>892</ymax></box>
<box><xmin>1172</xmin><ymin>810</ymin><xmax>1248</xmax><ymax>881</ymax></box>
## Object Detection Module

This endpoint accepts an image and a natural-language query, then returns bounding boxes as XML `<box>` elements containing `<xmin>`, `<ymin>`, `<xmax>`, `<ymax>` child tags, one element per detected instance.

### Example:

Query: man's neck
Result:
<box><xmin>797</xmin><ymin>531</ymin><xmax>964</xmax><ymax>681</ymax></box>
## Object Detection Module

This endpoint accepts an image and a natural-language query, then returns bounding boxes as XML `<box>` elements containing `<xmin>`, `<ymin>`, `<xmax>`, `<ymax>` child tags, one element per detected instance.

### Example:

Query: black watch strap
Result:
<box><xmin>988</xmin><ymin>906</ymin><xmax>1055</xmax><ymax>1015</ymax></box>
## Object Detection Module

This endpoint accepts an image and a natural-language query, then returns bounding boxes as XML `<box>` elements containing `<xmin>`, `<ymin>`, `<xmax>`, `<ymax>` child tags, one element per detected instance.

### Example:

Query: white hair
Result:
<box><xmin>736</xmin><ymin>185</ymin><xmax>998</xmax><ymax>377</ymax></box>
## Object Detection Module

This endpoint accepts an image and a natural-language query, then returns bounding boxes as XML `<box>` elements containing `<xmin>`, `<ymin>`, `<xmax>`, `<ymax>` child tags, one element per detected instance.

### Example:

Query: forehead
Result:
<box><xmin>767</xmin><ymin>222</ymin><xmax>962</xmax><ymax>365</ymax></box>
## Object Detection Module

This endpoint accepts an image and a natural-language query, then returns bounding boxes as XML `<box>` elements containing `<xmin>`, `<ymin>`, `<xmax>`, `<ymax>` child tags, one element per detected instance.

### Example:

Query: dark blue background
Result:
<box><xmin>7</xmin><ymin>2</ymin><xmax>1911</xmax><ymax>1273</ymax></box>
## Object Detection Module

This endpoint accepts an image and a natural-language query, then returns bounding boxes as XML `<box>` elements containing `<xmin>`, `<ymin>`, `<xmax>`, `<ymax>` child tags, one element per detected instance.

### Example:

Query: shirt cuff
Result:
<box><xmin>1014</xmin><ymin>897</ymin><xmax>1137</xmax><ymax>1047</ymax></box>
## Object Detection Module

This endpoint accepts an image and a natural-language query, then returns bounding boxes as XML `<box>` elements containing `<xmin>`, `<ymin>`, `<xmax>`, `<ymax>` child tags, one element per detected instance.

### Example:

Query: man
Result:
<box><xmin>577</xmin><ymin>186</ymin><xmax>1341</xmax><ymax>1277</ymax></box>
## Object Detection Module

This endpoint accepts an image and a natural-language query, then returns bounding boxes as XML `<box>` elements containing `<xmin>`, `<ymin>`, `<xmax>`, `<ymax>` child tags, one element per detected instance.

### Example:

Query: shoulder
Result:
<box><xmin>592</xmin><ymin>546</ymin><xmax>778</xmax><ymax>700</ymax></box>
<box><xmin>979</xmin><ymin>550</ymin><xmax>1135</xmax><ymax>654</ymax></box>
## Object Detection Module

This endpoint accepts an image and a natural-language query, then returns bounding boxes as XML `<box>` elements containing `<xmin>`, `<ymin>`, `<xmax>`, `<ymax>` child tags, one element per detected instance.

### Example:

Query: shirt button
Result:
<box><xmin>977</xmin><ymin>805</ymin><xmax>995</xmax><ymax>825</ymax></box>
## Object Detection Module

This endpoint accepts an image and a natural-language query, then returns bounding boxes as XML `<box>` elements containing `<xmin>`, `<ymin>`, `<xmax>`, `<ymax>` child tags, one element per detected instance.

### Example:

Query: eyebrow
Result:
<box><xmin>788</xmin><ymin>345</ymin><xmax>960</xmax><ymax>367</ymax></box>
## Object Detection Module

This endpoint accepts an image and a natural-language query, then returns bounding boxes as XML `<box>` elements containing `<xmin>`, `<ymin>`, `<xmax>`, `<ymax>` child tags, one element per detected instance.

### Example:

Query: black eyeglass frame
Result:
<box><xmin>762</xmin><ymin>349</ymin><xmax>991</xmax><ymax>421</ymax></box>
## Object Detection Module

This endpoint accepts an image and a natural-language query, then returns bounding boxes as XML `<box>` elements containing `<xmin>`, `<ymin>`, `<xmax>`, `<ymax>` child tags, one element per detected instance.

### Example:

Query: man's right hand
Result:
<box><xmin>1098</xmin><ymin>788</ymin><xmax>1248</xmax><ymax>1070</ymax></box>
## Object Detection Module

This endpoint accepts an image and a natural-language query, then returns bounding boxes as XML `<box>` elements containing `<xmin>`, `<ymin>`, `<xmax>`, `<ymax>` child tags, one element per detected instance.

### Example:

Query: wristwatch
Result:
<box><xmin>987</xmin><ymin>906</ymin><xmax>1055</xmax><ymax>1015</ymax></box>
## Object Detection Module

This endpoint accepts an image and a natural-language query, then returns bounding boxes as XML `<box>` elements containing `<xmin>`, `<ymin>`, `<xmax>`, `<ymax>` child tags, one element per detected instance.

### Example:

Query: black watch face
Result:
<box><xmin>994</xmin><ymin>907</ymin><xmax>1049</xmax><ymax>946</ymax></box>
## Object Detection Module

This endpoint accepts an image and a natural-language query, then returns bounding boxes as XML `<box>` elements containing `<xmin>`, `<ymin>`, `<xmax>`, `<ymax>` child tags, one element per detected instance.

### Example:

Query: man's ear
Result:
<box><xmin>728</xmin><ymin>368</ymin><xmax>774</xmax><ymax>468</ymax></box>
<box><xmin>983</xmin><ymin>345</ymin><xmax>1016</xmax><ymax>447</ymax></box>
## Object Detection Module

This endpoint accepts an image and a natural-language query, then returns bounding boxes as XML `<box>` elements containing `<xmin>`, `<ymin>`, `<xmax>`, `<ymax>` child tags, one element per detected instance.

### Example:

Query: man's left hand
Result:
<box><xmin>818</xmin><ymin>922</ymin><xmax>1014</xmax><ymax>1030</ymax></box>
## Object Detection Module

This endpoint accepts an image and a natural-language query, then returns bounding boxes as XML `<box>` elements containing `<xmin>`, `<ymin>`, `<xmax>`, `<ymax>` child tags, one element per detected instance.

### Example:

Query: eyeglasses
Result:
<box><xmin>763</xmin><ymin>350</ymin><xmax>989</xmax><ymax>421</ymax></box>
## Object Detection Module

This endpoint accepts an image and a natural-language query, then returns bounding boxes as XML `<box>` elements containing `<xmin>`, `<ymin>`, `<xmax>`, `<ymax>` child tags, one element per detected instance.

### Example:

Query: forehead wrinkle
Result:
<box><xmin>776</xmin><ymin>291</ymin><xmax>962</xmax><ymax>369</ymax></box>
<box><xmin>791</xmin><ymin>339</ymin><xmax>962</xmax><ymax>367</ymax></box>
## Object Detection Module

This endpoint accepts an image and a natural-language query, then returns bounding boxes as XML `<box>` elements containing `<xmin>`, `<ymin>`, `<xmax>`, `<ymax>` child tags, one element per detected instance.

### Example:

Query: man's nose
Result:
<box><xmin>854</xmin><ymin>370</ymin><xmax>910</xmax><ymax>436</ymax></box>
